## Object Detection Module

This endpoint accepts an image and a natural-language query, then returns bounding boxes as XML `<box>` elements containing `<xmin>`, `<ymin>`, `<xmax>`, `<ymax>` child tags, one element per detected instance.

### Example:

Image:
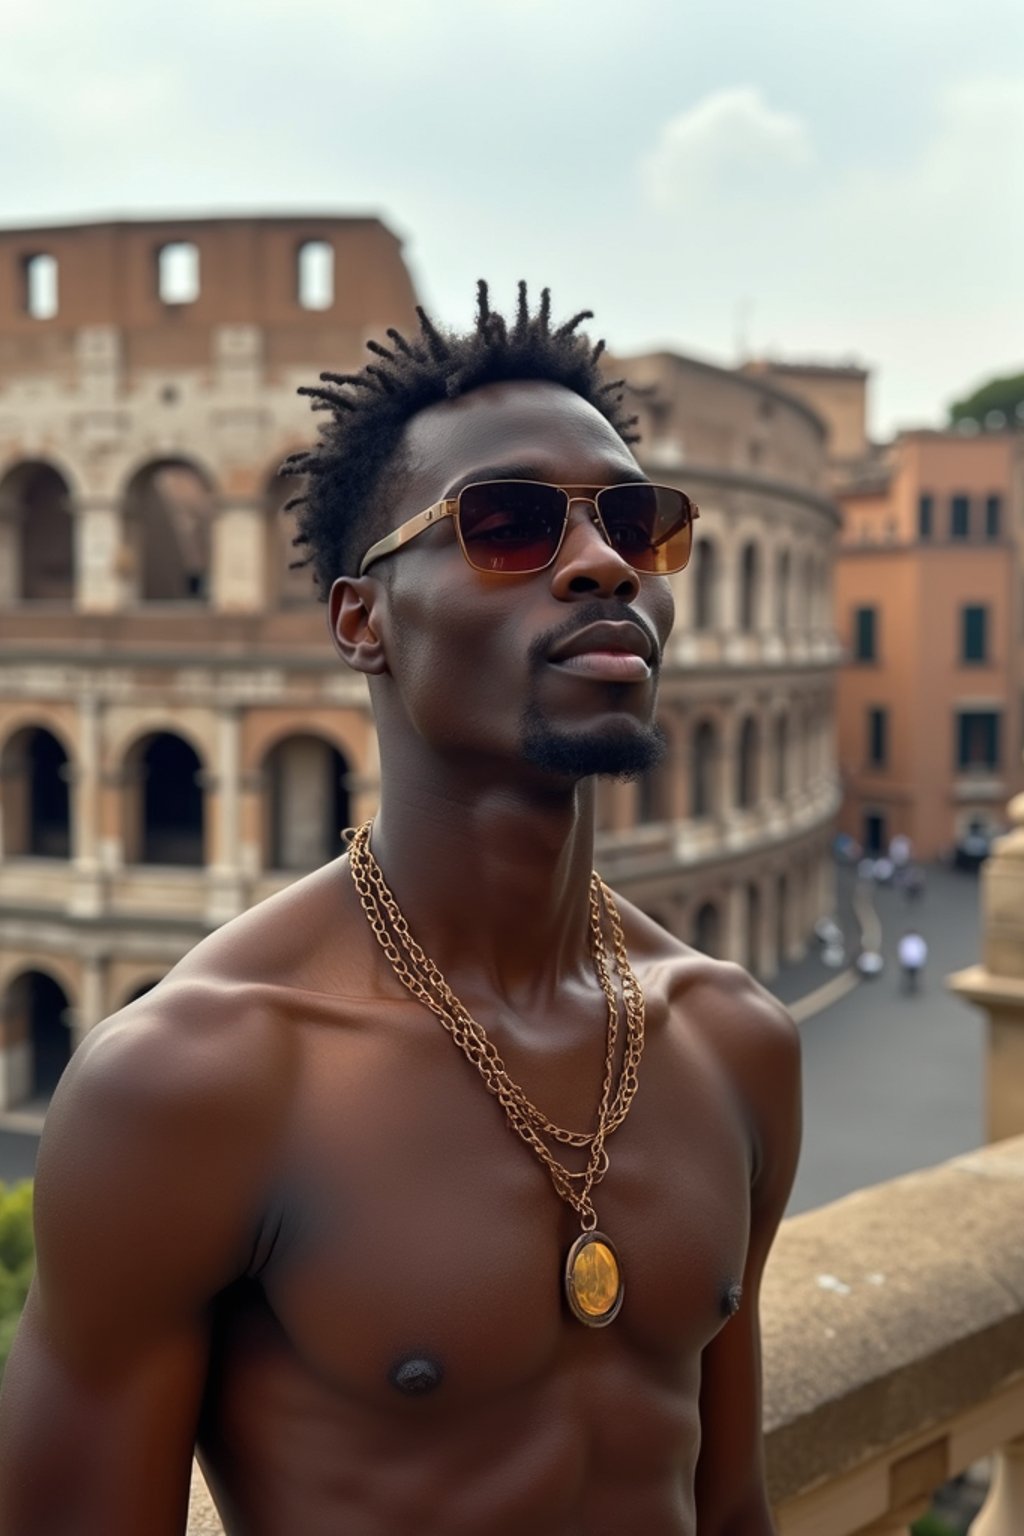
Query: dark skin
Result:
<box><xmin>0</xmin><ymin>380</ymin><xmax>801</xmax><ymax>1535</ymax></box>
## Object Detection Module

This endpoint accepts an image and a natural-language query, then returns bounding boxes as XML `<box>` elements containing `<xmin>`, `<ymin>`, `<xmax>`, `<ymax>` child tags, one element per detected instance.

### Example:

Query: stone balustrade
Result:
<box><xmin>185</xmin><ymin>1134</ymin><xmax>1024</xmax><ymax>1535</ymax></box>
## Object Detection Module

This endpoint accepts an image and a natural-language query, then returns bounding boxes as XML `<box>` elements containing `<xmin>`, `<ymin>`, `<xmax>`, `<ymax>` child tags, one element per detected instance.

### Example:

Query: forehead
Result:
<box><xmin>395</xmin><ymin>379</ymin><xmax>642</xmax><ymax>511</ymax></box>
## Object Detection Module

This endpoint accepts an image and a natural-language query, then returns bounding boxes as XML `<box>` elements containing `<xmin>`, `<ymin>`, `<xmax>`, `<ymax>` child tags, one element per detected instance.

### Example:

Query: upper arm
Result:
<box><xmin>0</xmin><ymin>988</ymin><xmax>289</xmax><ymax>1536</ymax></box>
<box><xmin>693</xmin><ymin>978</ymin><xmax>802</xmax><ymax>1536</ymax></box>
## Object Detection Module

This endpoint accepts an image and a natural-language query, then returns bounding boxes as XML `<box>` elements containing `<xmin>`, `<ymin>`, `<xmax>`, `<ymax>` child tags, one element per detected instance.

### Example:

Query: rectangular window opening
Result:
<box><xmin>918</xmin><ymin>493</ymin><xmax>933</xmax><ymax>539</ymax></box>
<box><xmin>962</xmin><ymin>604</ymin><xmax>988</xmax><ymax>664</ymax></box>
<box><xmin>297</xmin><ymin>240</ymin><xmax>334</xmax><ymax>311</ymax></box>
<box><xmin>985</xmin><ymin>495</ymin><xmax>1002</xmax><ymax>539</ymax></box>
<box><xmin>854</xmin><ymin>605</ymin><xmax>877</xmax><ymax>662</ymax></box>
<box><xmin>951</xmin><ymin>494</ymin><xmax>971</xmax><ymax>540</ymax></box>
<box><xmin>867</xmin><ymin>707</ymin><xmax>888</xmax><ymax>767</ymax></box>
<box><xmin>956</xmin><ymin>710</ymin><xmax>1001</xmax><ymax>772</ymax></box>
<box><xmin>158</xmin><ymin>241</ymin><xmax>201</xmax><ymax>305</ymax></box>
<box><xmin>22</xmin><ymin>253</ymin><xmax>59</xmax><ymax>319</ymax></box>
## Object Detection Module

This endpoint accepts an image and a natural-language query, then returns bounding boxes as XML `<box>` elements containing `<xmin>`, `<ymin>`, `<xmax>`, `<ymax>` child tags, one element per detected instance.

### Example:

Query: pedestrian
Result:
<box><xmin>898</xmin><ymin>928</ymin><xmax>928</xmax><ymax>993</ymax></box>
<box><xmin>0</xmin><ymin>282</ymin><xmax>800</xmax><ymax>1536</ymax></box>
<box><xmin>889</xmin><ymin>833</ymin><xmax>912</xmax><ymax>869</ymax></box>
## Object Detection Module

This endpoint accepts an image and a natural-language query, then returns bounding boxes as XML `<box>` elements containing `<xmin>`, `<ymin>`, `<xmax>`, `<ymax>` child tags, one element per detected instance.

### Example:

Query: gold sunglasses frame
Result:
<box><xmin>357</xmin><ymin>480</ymin><xmax>700</xmax><ymax>578</ymax></box>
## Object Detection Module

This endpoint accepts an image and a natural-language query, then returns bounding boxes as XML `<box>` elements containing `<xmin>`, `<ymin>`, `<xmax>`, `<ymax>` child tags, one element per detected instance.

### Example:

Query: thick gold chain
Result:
<box><xmin>347</xmin><ymin>821</ymin><xmax>645</xmax><ymax>1229</ymax></box>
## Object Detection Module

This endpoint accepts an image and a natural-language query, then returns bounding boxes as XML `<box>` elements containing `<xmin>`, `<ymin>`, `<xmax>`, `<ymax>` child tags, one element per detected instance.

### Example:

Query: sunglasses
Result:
<box><xmin>357</xmin><ymin>480</ymin><xmax>700</xmax><ymax>578</ymax></box>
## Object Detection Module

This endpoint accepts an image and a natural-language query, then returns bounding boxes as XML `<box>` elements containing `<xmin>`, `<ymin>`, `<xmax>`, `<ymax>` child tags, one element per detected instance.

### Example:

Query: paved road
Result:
<box><xmin>0</xmin><ymin>864</ymin><xmax>989</xmax><ymax>1216</ymax></box>
<box><xmin>780</xmin><ymin>862</ymin><xmax>987</xmax><ymax>1215</ymax></box>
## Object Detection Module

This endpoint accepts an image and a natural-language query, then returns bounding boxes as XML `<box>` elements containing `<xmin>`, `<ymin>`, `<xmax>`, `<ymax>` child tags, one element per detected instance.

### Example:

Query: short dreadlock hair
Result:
<box><xmin>281</xmin><ymin>279</ymin><xmax>641</xmax><ymax>599</ymax></box>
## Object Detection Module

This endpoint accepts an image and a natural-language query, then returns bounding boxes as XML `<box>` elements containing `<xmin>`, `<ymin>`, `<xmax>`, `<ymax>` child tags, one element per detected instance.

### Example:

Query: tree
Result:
<box><xmin>949</xmin><ymin>371</ymin><xmax>1024</xmax><ymax>431</ymax></box>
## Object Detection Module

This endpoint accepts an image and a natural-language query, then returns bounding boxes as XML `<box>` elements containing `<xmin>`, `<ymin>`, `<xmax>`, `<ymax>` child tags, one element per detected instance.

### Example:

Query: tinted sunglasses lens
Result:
<box><xmin>457</xmin><ymin>483</ymin><xmax>567</xmax><ymax>572</ymax></box>
<box><xmin>598</xmin><ymin>485</ymin><xmax>694</xmax><ymax>573</ymax></box>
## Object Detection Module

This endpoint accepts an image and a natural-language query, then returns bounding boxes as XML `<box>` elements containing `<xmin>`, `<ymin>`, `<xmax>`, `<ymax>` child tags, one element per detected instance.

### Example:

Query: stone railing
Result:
<box><xmin>186</xmin><ymin>1134</ymin><xmax>1024</xmax><ymax>1536</ymax></box>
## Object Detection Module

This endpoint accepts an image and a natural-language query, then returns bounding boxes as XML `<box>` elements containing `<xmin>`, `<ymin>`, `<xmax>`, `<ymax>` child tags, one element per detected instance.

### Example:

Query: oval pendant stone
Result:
<box><xmin>564</xmin><ymin>1231</ymin><xmax>623</xmax><ymax>1326</ymax></box>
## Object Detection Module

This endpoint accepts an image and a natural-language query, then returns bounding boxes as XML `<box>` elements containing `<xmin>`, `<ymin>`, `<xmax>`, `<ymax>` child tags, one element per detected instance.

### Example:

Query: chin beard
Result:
<box><xmin>520</xmin><ymin>708</ymin><xmax>668</xmax><ymax>781</ymax></box>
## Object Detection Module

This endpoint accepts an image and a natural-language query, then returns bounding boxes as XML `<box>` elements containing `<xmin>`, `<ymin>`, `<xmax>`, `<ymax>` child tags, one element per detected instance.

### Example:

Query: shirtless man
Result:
<box><xmin>0</xmin><ymin>282</ymin><xmax>801</xmax><ymax>1535</ymax></box>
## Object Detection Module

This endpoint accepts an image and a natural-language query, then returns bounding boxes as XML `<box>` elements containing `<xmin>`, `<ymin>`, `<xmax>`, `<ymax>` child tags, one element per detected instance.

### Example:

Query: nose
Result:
<box><xmin>549</xmin><ymin>499</ymin><xmax>641</xmax><ymax>603</ymax></box>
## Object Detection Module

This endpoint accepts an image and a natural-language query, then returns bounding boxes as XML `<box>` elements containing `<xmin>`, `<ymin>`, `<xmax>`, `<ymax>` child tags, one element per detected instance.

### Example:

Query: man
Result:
<box><xmin>0</xmin><ymin>283</ymin><xmax>801</xmax><ymax>1535</ymax></box>
<box><xmin>898</xmin><ymin>928</ymin><xmax>928</xmax><ymax>993</ymax></box>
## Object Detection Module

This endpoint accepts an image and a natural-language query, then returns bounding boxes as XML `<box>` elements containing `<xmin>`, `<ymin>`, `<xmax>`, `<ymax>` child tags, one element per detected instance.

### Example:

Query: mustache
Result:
<box><xmin>528</xmin><ymin>601</ymin><xmax>661</xmax><ymax>671</ymax></box>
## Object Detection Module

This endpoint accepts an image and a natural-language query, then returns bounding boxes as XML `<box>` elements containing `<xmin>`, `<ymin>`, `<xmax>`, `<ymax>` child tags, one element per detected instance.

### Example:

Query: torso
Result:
<box><xmin>177</xmin><ymin>859</ymin><xmax>757</xmax><ymax>1536</ymax></box>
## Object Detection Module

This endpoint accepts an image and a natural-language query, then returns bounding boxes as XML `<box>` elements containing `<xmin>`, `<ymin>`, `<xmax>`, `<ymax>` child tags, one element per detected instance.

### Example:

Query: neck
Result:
<box><xmin>367</xmin><ymin>754</ymin><xmax>598</xmax><ymax>1004</ymax></box>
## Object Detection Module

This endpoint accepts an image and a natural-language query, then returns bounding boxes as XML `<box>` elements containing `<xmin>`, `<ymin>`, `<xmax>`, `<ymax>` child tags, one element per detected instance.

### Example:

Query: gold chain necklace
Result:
<box><xmin>347</xmin><ymin>821</ymin><xmax>646</xmax><ymax>1327</ymax></box>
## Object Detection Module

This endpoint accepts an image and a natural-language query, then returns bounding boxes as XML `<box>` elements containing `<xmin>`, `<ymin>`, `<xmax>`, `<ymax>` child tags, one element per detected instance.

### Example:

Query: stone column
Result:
<box><xmin>75</xmin><ymin>956</ymin><xmax>106</xmax><ymax>1047</ymax></box>
<box><xmin>74</xmin><ymin>499</ymin><xmax>132</xmax><ymax>612</ymax></box>
<box><xmin>211</xmin><ymin>500</ymin><xmax>268</xmax><ymax>613</ymax></box>
<box><xmin>70</xmin><ymin>695</ymin><xmax>105</xmax><ymax>917</ymax></box>
<box><xmin>207</xmin><ymin>706</ymin><xmax>245</xmax><ymax>921</ymax></box>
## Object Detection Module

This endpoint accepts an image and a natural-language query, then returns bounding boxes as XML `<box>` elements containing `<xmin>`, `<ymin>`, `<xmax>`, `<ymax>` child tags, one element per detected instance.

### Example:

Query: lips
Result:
<box><xmin>547</xmin><ymin>620</ymin><xmax>655</xmax><ymax>682</ymax></box>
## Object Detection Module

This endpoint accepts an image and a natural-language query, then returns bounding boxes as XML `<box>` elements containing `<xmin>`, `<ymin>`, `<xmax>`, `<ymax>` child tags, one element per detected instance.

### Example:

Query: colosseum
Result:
<box><xmin>0</xmin><ymin>215</ymin><xmax>840</xmax><ymax>1113</ymax></box>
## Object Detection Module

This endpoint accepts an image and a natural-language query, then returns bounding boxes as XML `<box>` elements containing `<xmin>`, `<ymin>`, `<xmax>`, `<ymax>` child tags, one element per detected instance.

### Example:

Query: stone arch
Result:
<box><xmin>693</xmin><ymin>536</ymin><xmax>720</xmax><ymax>631</ymax></box>
<box><xmin>261</xmin><ymin>733</ymin><xmax>352</xmax><ymax>871</ymax></box>
<box><xmin>1</xmin><ymin>970</ymin><xmax>74</xmax><ymax>1104</ymax></box>
<box><xmin>691</xmin><ymin>718</ymin><xmax>719</xmax><ymax>820</ymax></box>
<box><xmin>242</xmin><ymin>713</ymin><xmax>370</xmax><ymax>784</ymax></box>
<box><xmin>0</xmin><ymin>725</ymin><xmax>71</xmax><ymax>858</ymax></box>
<box><xmin>693</xmin><ymin>901</ymin><xmax>722</xmax><ymax>958</ymax></box>
<box><xmin>738</xmin><ymin>539</ymin><xmax>762</xmax><ymax>634</ymax></box>
<box><xmin>123</xmin><ymin>731</ymin><xmax>206</xmax><ymax>866</ymax></box>
<box><xmin>262</xmin><ymin>460</ymin><xmax>314</xmax><ymax>607</ymax></box>
<box><xmin>636</xmin><ymin>716</ymin><xmax>677</xmax><ymax>824</ymax></box>
<box><xmin>121</xmin><ymin>455</ymin><xmax>220</xmax><ymax>603</ymax></box>
<box><xmin>0</xmin><ymin>459</ymin><xmax>75</xmax><ymax>602</ymax></box>
<box><xmin>736</xmin><ymin>714</ymin><xmax>761</xmax><ymax>810</ymax></box>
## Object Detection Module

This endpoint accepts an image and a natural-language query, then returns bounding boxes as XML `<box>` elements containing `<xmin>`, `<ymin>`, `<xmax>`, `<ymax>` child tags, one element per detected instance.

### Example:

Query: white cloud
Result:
<box><xmin>640</xmin><ymin>88</ymin><xmax>815</xmax><ymax>212</ymax></box>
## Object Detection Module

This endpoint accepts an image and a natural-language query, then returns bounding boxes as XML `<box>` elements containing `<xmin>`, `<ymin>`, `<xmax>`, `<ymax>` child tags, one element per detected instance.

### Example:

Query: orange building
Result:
<box><xmin>834</xmin><ymin>430</ymin><xmax>1024</xmax><ymax>859</ymax></box>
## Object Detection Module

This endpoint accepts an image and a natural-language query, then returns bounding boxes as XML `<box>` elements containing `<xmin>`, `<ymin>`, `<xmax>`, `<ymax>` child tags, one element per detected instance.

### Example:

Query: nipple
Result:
<box><xmin>390</xmin><ymin>1356</ymin><xmax>444</xmax><ymax>1396</ymax></box>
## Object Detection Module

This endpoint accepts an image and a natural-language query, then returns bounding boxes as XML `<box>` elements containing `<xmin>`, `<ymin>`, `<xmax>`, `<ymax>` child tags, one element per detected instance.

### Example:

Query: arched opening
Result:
<box><xmin>693</xmin><ymin>902</ymin><xmax>721</xmax><ymax>958</ymax></box>
<box><xmin>636</xmin><ymin>730</ymin><xmax>674</xmax><ymax>824</ymax></box>
<box><xmin>263</xmin><ymin>736</ymin><xmax>351</xmax><ymax>871</ymax></box>
<box><xmin>691</xmin><ymin>720</ymin><xmax>718</xmax><ymax>819</ymax></box>
<box><xmin>297</xmin><ymin>240</ymin><xmax>335</xmax><ymax>311</ymax></box>
<box><xmin>126</xmin><ymin>733</ymin><xmax>205</xmax><ymax>866</ymax></box>
<box><xmin>775</xmin><ymin>549</ymin><xmax>790</xmax><ymax>632</ymax></box>
<box><xmin>124</xmin><ymin>460</ymin><xmax>215</xmax><ymax>602</ymax></box>
<box><xmin>745</xmin><ymin>882</ymin><xmax>761</xmax><ymax>973</ymax></box>
<box><xmin>0</xmin><ymin>727</ymin><xmax>70</xmax><ymax>857</ymax></box>
<box><xmin>693</xmin><ymin>540</ymin><xmax>717</xmax><ymax>631</ymax></box>
<box><xmin>739</xmin><ymin>542</ymin><xmax>760</xmax><ymax>633</ymax></box>
<box><xmin>737</xmin><ymin>716</ymin><xmax>760</xmax><ymax>810</ymax></box>
<box><xmin>0</xmin><ymin>461</ymin><xmax>74</xmax><ymax>601</ymax></box>
<box><xmin>157</xmin><ymin>241</ymin><xmax>200</xmax><ymax>305</ymax></box>
<box><xmin>3</xmin><ymin>970</ymin><xmax>72</xmax><ymax>1104</ymax></box>
<box><xmin>773</xmin><ymin>714</ymin><xmax>789</xmax><ymax>800</ymax></box>
<box><xmin>265</xmin><ymin>470</ymin><xmax>313</xmax><ymax>607</ymax></box>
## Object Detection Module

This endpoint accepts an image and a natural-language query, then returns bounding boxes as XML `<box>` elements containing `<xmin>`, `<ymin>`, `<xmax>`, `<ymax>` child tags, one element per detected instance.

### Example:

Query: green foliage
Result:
<box><xmin>0</xmin><ymin>1181</ymin><xmax>34</xmax><ymax>1381</ymax></box>
<box><xmin>949</xmin><ymin>370</ymin><xmax>1024</xmax><ymax>430</ymax></box>
<box><xmin>911</xmin><ymin>1513</ymin><xmax>960</xmax><ymax>1536</ymax></box>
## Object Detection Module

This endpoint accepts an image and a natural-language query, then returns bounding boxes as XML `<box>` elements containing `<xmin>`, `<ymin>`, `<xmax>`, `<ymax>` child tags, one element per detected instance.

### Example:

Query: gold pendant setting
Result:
<box><xmin>564</xmin><ymin>1231</ymin><xmax>624</xmax><ymax>1327</ymax></box>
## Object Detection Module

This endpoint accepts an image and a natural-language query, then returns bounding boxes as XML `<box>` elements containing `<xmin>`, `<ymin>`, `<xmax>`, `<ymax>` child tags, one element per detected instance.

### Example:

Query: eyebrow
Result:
<box><xmin>441</xmin><ymin>463</ymin><xmax>651</xmax><ymax>500</ymax></box>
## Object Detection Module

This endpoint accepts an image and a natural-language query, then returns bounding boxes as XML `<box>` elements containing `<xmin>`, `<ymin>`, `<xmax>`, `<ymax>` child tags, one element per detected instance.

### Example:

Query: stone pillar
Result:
<box><xmin>70</xmin><ymin>695</ymin><xmax>105</xmax><ymax>917</ymax></box>
<box><xmin>211</xmin><ymin>501</ymin><xmax>268</xmax><ymax>613</ymax></box>
<box><xmin>74</xmin><ymin>499</ymin><xmax>132</xmax><ymax>612</ymax></box>
<box><xmin>207</xmin><ymin>707</ymin><xmax>245</xmax><ymax>921</ymax></box>
<box><xmin>75</xmin><ymin>956</ymin><xmax>106</xmax><ymax>1046</ymax></box>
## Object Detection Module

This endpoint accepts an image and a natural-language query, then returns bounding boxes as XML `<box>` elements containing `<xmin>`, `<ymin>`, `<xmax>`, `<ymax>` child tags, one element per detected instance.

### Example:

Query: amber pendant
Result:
<box><xmin>564</xmin><ymin>1231</ymin><xmax>624</xmax><ymax>1326</ymax></box>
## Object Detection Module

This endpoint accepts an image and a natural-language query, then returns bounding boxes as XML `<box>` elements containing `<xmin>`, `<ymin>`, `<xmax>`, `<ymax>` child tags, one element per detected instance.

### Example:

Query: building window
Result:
<box><xmin>853</xmin><ymin>605</ymin><xmax>877</xmax><ymax>661</ymax></box>
<box><xmin>950</xmin><ymin>494</ymin><xmax>970</xmax><ymax>539</ymax></box>
<box><xmin>962</xmin><ymin>605</ymin><xmax>988</xmax><ymax>664</ymax></box>
<box><xmin>867</xmin><ymin>707</ymin><xmax>888</xmax><ymax>767</ymax></box>
<box><xmin>956</xmin><ymin>711</ymin><xmax>1000</xmax><ymax>772</ymax></box>
<box><xmin>918</xmin><ymin>493</ymin><xmax>933</xmax><ymax>538</ymax></box>
<box><xmin>157</xmin><ymin>242</ymin><xmax>200</xmax><ymax>305</ymax></box>
<box><xmin>22</xmin><ymin>254</ymin><xmax>59</xmax><ymax>319</ymax></box>
<box><xmin>297</xmin><ymin>240</ymin><xmax>334</xmax><ymax>311</ymax></box>
<box><xmin>985</xmin><ymin>495</ymin><xmax>1002</xmax><ymax>539</ymax></box>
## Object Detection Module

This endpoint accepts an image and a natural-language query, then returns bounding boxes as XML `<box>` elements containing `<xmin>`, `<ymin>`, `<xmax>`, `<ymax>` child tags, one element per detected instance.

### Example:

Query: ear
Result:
<box><xmin>328</xmin><ymin>576</ymin><xmax>390</xmax><ymax>675</ymax></box>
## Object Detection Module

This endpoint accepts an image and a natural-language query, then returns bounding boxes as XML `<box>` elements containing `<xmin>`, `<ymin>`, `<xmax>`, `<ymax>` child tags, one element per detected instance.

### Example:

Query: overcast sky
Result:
<box><xmin>3</xmin><ymin>0</ymin><xmax>1021</xmax><ymax>438</ymax></box>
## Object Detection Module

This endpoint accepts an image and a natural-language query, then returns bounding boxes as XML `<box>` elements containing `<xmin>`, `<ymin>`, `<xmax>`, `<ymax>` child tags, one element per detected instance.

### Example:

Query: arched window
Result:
<box><xmin>691</xmin><ymin>720</ymin><xmax>718</xmax><ymax>819</ymax></box>
<box><xmin>737</xmin><ymin>716</ymin><xmax>760</xmax><ymax>809</ymax></box>
<box><xmin>297</xmin><ymin>240</ymin><xmax>335</xmax><ymax>311</ymax></box>
<box><xmin>126</xmin><ymin>733</ymin><xmax>205</xmax><ymax>866</ymax></box>
<box><xmin>3</xmin><ymin>971</ymin><xmax>72</xmax><ymax>1103</ymax></box>
<box><xmin>0</xmin><ymin>461</ymin><xmax>74</xmax><ymax>601</ymax></box>
<box><xmin>773</xmin><ymin>714</ymin><xmax>789</xmax><ymax>800</ymax></box>
<box><xmin>124</xmin><ymin>460</ymin><xmax>215</xmax><ymax>602</ymax></box>
<box><xmin>0</xmin><ymin>727</ymin><xmax>71</xmax><ymax>858</ymax></box>
<box><xmin>739</xmin><ymin>542</ymin><xmax>760</xmax><ymax>633</ymax></box>
<box><xmin>693</xmin><ymin>902</ymin><xmax>721</xmax><ymax>958</ymax></box>
<box><xmin>157</xmin><ymin>242</ymin><xmax>200</xmax><ymax>305</ymax></box>
<box><xmin>264</xmin><ymin>736</ymin><xmax>351</xmax><ymax>870</ymax></box>
<box><xmin>693</xmin><ymin>540</ymin><xmax>717</xmax><ymax>631</ymax></box>
<box><xmin>775</xmin><ymin>548</ymin><xmax>790</xmax><ymax>632</ymax></box>
<box><xmin>22</xmin><ymin>253</ymin><xmax>59</xmax><ymax>319</ymax></box>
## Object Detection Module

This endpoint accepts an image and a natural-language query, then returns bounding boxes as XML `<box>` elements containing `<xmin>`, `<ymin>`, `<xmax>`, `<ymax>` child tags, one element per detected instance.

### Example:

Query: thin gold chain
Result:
<box><xmin>347</xmin><ymin>822</ymin><xmax>645</xmax><ymax>1230</ymax></box>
